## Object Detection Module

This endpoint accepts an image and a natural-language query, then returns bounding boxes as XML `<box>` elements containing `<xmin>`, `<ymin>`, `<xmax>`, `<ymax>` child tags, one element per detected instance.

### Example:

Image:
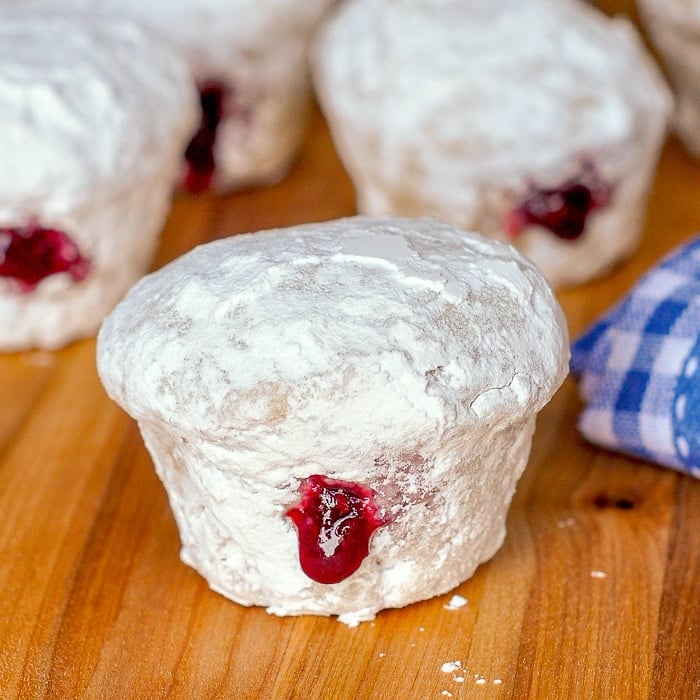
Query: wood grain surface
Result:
<box><xmin>2</xmin><ymin>4</ymin><xmax>700</xmax><ymax>698</ymax></box>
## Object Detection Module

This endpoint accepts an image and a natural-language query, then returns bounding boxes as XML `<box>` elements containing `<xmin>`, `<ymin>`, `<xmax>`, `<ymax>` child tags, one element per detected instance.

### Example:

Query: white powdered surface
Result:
<box><xmin>0</xmin><ymin>10</ymin><xmax>197</xmax><ymax>351</ymax></box>
<box><xmin>312</xmin><ymin>0</ymin><xmax>672</xmax><ymax>288</ymax></box>
<box><xmin>97</xmin><ymin>215</ymin><xmax>569</xmax><ymax>624</ymax></box>
<box><xmin>637</xmin><ymin>0</ymin><xmax>700</xmax><ymax>155</ymax></box>
<box><xmin>26</xmin><ymin>0</ymin><xmax>336</xmax><ymax>192</ymax></box>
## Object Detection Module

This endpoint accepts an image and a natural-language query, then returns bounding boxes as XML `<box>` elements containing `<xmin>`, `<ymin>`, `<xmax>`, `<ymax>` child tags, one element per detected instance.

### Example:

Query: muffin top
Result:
<box><xmin>98</xmin><ymin>216</ymin><xmax>569</xmax><ymax>470</ymax></box>
<box><xmin>25</xmin><ymin>0</ymin><xmax>335</xmax><ymax>77</ymax></box>
<box><xmin>0</xmin><ymin>10</ymin><xmax>197</xmax><ymax>219</ymax></box>
<box><xmin>313</xmin><ymin>0</ymin><xmax>671</xmax><ymax>177</ymax></box>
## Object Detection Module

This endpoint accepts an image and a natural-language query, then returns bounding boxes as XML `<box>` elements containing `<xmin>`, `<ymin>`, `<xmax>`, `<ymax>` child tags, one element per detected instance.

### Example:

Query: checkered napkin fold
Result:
<box><xmin>570</xmin><ymin>234</ymin><xmax>700</xmax><ymax>479</ymax></box>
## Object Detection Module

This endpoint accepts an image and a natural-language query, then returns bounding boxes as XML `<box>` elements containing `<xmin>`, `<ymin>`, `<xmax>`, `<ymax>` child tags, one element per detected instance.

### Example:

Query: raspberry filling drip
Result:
<box><xmin>0</xmin><ymin>223</ymin><xmax>90</xmax><ymax>292</ymax></box>
<box><xmin>183</xmin><ymin>81</ymin><xmax>227</xmax><ymax>194</ymax></box>
<box><xmin>286</xmin><ymin>474</ymin><xmax>390</xmax><ymax>584</ymax></box>
<box><xmin>505</xmin><ymin>168</ymin><xmax>612</xmax><ymax>241</ymax></box>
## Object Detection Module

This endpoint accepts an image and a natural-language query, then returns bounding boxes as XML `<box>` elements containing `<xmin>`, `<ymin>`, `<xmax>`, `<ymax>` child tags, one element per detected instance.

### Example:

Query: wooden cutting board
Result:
<box><xmin>2</xmin><ymin>5</ymin><xmax>699</xmax><ymax>698</ymax></box>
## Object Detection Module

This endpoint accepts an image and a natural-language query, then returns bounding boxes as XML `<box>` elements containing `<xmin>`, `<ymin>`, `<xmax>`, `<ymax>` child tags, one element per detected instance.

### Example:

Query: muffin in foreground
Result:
<box><xmin>312</xmin><ymin>0</ymin><xmax>672</xmax><ymax>288</ymax></box>
<box><xmin>636</xmin><ymin>0</ymin><xmax>700</xmax><ymax>157</ymax></box>
<box><xmin>0</xmin><ymin>11</ymin><xmax>197</xmax><ymax>351</ymax></box>
<box><xmin>97</xmin><ymin>216</ymin><xmax>569</xmax><ymax>625</ymax></box>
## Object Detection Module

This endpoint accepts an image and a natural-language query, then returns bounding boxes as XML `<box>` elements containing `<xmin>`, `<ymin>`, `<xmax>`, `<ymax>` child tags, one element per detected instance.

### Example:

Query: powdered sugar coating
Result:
<box><xmin>97</xmin><ymin>216</ymin><xmax>569</xmax><ymax>623</ymax></box>
<box><xmin>0</xmin><ymin>11</ymin><xmax>198</xmax><ymax>351</ymax></box>
<box><xmin>312</xmin><ymin>0</ymin><xmax>672</xmax><ymax>288</ymax></box>
<box><xmin>636</xmin><ymin>0</ymin><xmax>700</xmax><ymax>156</ymax></box>
<box><xmin>31</xmin><ymin>0</ymin><xmax>335</xmax><ymax>192</ymax></box>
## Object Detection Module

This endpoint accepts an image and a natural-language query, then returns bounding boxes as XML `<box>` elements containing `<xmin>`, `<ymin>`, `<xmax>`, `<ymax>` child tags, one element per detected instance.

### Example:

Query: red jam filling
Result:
<box><xmin>505</xmin><ymin>168</ymin><xmax>612</xmax><ymax>241</ymax></box>
<box><xmin>0</xmin><ymin>223</ymin><xmax>90</xmax><ymax>292</ymax></box>
<box><xmin>183</xmin><ymin>81</ymin><xmax>227</xmax><ymax>194</ymax></box>
<box><xmin>286</xmin><ymin>474</ymin><xmax>390</xmax><ymax>584</ymax></box>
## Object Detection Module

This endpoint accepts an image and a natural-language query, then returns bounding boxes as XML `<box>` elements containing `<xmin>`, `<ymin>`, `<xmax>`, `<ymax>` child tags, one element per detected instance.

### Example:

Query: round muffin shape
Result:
<box><xmin>0</xmin><ymin>10</ymin><xmax>198</xmax><ymax>351</ymax></box>
<box><xmin>97</xmin><ymin>216</ymin><xmax>569</xmax><ymax>625</ymax></box>
<box><xmin>312</xmin><ymin>0</ymin><xmax>673</xmax><ymax>288</ymax></box>
<box><xmin>636</xmin><ymin>0</ymin><xmax>700</xmax><ymax>157</ymax></box>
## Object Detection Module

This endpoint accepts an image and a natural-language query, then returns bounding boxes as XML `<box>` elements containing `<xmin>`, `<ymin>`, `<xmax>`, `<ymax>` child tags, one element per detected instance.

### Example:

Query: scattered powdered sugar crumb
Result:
<box><xmin>443</xmin><ymin>594</ymin><xmax>468</xmax><ymax>610</ymax></box>
<box><xmin>557</xmin><ymin>516</ymin><xmax>576</xmax><ymax>528</ymax></box>
<box><xmin>441</xmin><ymin>660</ymin><xmax>506</xmax><ymax>686</ymax></box>
<box><xmin>419</xmin><ymin>626</ymin><xmax>426</xmax><ymax>632</ymax></box>
<box><xmin>591</xmin><ymin>570</ymin><xmax>607</xmax><ymax>578</ymax></box>
<box><xmin>441</xmin><ymin>661</ymin><xmax>462</xmax><ymax>673</ymax></box>
<box><xmin>378</xmin><ymin>652</ymin><xmax>386</xmax><ymax>658</ymax></box>
<box><xmin>441</xmin><ymin>692</ymin><xmax>453</xmax><ymax>697</ymax></box>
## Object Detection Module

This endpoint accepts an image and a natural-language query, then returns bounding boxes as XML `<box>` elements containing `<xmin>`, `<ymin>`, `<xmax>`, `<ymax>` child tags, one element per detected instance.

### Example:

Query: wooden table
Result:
<box><xmin>2</xmin><ymin>8</ymin><xmax>699</xmax><ymax>699</ymax></box>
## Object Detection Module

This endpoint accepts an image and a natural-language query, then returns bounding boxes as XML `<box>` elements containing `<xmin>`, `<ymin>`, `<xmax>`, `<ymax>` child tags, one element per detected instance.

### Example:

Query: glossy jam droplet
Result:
<box><xmin>505</xmin><ymin>169</ymin><xmax>611</xmax><ymax>241</ymax></box>
<box><xmin>286</xmin><ymin>474</ymin><xmax>390</xmax><ymax>584</ymax></box>
<box><xmin>183</xmin><ymin>81</ymin><xmax>227</xmax><ymax>194</ymax></box>
<box><xmin>0</xmin><ymin>223</ymin><xmax>90</xmax><ymax>292</ymax></box>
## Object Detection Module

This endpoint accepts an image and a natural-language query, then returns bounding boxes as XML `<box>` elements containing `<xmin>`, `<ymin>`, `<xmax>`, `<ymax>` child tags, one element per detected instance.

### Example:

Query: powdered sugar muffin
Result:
<box><xmin>118</xmin><ymin>0</ymin><xmax>338</xmax><ymax>193</ymax></box>
<box><xmin>0</xmin><ymin>11</ymin><xmax>197</xmax><ymax>352</ymax></box>
<box><xmin>636</xmin><ymin>0</ymin><xmax>700</xmax><ymax>156</ymax></box>
<box><xmin>312</xmin><ymin>0</ymin><xmax>672</xmax><ymax>288</ymax></box>
<box><xmin>33</xmin><ymin>0</ymin><xmax>335</xmax><ymax>193</ymax></box>
<box><xmin>97</xmin><ymin>216</ymin><xmax>569</xmax><ymax>625</ymax></box>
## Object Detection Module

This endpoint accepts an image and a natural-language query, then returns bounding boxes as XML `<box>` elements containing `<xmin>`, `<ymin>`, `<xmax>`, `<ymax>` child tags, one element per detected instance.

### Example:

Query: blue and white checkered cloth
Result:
<box><xmin>571</xmin><ymin>235</ymin><xmax>700</xmax><ymax>479</ymax></box>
